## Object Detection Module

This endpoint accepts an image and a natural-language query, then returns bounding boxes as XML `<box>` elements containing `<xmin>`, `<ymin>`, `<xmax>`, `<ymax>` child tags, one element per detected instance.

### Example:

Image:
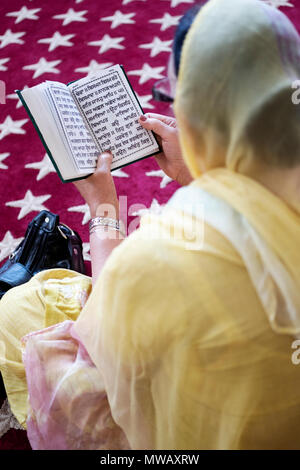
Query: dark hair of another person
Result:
<box><xmin>173</xmin><ymin>2</ymin><xmax>208</xmax><ymax>77</ymax></box>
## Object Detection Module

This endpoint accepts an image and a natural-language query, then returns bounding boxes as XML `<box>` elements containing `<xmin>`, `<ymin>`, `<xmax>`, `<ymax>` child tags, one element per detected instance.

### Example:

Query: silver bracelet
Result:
<box><xmin>89</xmin><ymin>217</ymin><xmax>125</xmax><ymax>237</ymax></box>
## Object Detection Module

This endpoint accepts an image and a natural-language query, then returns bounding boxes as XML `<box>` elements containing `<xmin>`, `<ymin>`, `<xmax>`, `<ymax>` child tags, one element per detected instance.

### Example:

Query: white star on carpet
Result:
<box><xmin>75</xmin><ymin>60</ymin><xmax>113</xmax><ymax>76</ymax></box>
<box><xmin>128</xmin><ymin>63</ymin><xmax>165</xmax><ymax>85</ymax></box>
<box><xmin>53</xmin><ymin>8</ymin><xmax>88</xmax><ymax>26</ymax></box>
<box><xmin>0</xmin><ymin>400</ymin><xmax>23</xmax><ymax>438</ymax></box>
<box><xmin>68</xmin><ymin>203</ymin><xmax>90</xmax><ymax>225</ymax></box>
<box><xmin>88</xmin><ymin>34</ymin><xmax>125</xmax><ymax>54</ymax></box>
<box><xmin>262</xmin><ymin>0</ymin><xmax>294</xmax><ymax>6</ymax></box>
<box><xmin>0</xmin><ymin>58</ymin><xmax>10</xmax><ymax>71</ymax></box>
<box><xmin>25</xmin><ymin>154</ymin><xmax>56</xmax><ymax>181</ymax></box>
<box><xmin>0</xmin><ymin>153</ymin><xmax>10</xmax><ymax>170</ymax></box>
<box><xmin>6</xmin><ymin>190</ymin><xmax>51</xmax><ymax>220</ymax></box>
<box><xmin>23</xmin><ymin>57</ymin><xmax>61</xmax><ymax>78</ymax></box>
<box><xmin>0</xmin><ymin>29</ymin><xmax>25</xmax><ymax>49</ymax></box>
<box><xmin>82</xmin><ymin>242</ymin><xmax>91</xmax><ymax>261</ymax></box>
<box><xmin>0</xmin><ymin>115</ymin><xmax>28</xmax><ymax>140</ymax></box>
<box><xmin>101</xmin><ymin>11</ymin><xmax>136</xmax><ymax>29</ymax></box>
<box><xmin>75</xmin><ymin>0</ymin><xmax>84</xmax><ymax>3</ymax></box>
<box><xmin>164</xmin><ymin>0</ymin><xmax>195</xmax><ymax>7</ymax></box>
<box><xmin>146</xmin><ymin>169</ymin><xmax>173</xmax><ymax>188</ymax></box>
<box><xmin>139</xmin><ymin>37</ymin><xmax>172</xmax><ymax>57</ymax></box>
<box><xmin>122</xmin><ymin>0</ymin><xmax>146</xmax><ymax>4</ymax></box>
<box><xmin>38</xmin><ymin>32</ymin><xmax>75</xmax><ymax>52</ymax></box>
<box><xmin>150</xmin><ymin>13</ymin><xmax>181</xmax><ymax>31</ymax></box>
<box><xmin>0</xmin><ymin>231</ymin><xmax>23</xmax><ymax>263</ymax></box>
<box><xmin>6</xmin><ymin>6</ymin><xmax>41</xmax><ymax>24</ymax></box>
<box><xmin>135</xmin><ymin>93</ymin><xmax>154</xmax><ymax>109</ymax></box>
<box><xmin>112</xmin><ymin>168</ymin><xmax>129</xmax><ymax>177</ymax></box>
<box><xmin>131</xmin><ymin>198</ymin><xmax>164</xmax><ymax>217</ymax></box>
<box><xmin>7</xmin><ymin>86</ymin><xmax>28</xmax><ymax>109</ymax></box>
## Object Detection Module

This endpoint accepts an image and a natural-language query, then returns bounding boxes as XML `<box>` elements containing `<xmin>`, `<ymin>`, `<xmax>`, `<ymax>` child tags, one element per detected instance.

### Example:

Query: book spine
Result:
<box><xmin>16</xmin><ymin>89</ymin><xmax>69</xmax><ymax>183</ymax></box>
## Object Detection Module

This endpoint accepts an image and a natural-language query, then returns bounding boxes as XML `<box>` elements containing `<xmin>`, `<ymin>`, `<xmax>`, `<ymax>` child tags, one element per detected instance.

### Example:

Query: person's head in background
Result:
<box><xmin>152</xmin><ymin>2</ymin><xmax>207</xmax><ymax>103</ymax></box>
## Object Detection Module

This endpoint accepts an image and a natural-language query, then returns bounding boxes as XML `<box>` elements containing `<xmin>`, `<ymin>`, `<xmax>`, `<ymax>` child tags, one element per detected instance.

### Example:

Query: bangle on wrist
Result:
<box><xmin>89</xmin><ymin>216</ymin><xmax>126</xmax><ymax>238</ymax></box>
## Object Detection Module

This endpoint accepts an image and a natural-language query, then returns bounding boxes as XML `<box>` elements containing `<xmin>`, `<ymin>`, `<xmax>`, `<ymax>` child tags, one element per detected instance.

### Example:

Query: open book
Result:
<box><xmin>17</xmin><ymin>64</ymin><xmax>160</xmax><ymax>182</ymax></box>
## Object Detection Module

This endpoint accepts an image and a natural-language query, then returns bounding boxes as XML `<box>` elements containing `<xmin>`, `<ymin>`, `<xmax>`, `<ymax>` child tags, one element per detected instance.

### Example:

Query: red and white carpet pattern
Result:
<box><xmin>0</xmin><ymin>0</ymin><xmax>298</xmax><ymax>450</ymax></box>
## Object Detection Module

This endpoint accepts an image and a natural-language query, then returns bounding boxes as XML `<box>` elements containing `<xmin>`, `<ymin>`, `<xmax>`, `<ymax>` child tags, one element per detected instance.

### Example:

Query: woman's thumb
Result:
<box><xmin>139</xmin><ymin>115</ymin><xmax>170</xmax><ymax>140</ymax></box>
<box><xmin>96</xmin><ymin>151</ymin><xmax>113</xmax><ymax>173</ymax></box>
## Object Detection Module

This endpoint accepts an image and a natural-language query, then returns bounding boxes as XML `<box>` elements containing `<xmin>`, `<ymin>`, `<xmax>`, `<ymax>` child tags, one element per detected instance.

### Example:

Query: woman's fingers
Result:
<box><xmin>141</xmin><ymin>113</ymin><xmax>176</xmax><ymax>127</ymax></box>
<box><xmin>139</xmin><ymin>115</ymin><xmax>174</xmax><ymax>140</ymax></box>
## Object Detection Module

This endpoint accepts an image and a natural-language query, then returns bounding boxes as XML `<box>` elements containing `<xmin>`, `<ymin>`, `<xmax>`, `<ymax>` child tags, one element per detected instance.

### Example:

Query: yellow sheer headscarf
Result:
<box><xmin>169</xmin><ymin>0</ymin><xmax>300</xmax><ymax>335</ymax></box>
<box><xmin>174</xmin><ymin>0</ymin><xmax>300</xmax><ymax>175</ymax></box>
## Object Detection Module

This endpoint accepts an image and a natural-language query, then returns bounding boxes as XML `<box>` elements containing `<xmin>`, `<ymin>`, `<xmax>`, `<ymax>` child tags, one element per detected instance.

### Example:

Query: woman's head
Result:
<box><xmin>174</xmin><ymin>0</ymin><xmax>300</xmax><ymax>178</ymax></box>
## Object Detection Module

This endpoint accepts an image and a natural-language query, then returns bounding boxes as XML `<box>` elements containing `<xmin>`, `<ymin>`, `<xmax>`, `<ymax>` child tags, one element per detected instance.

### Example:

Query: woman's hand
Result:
<box><xmin>138</xmin><ymin>113</ymin><xmax>193</xmax><ymax>186</ymax></box>
<box><xmin>73</xmin><ymin>151</ymin><xmax>119</xmax><ymax>219</ymax></box>
<box><xmin>73</xmin><ymin>151</ymin><xmax>123</xmax><ymax>284</ymax></box>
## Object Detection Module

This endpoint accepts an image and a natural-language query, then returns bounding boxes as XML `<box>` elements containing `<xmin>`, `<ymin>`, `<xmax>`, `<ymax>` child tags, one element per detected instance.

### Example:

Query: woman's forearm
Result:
<box><xmin>72</xmin><ymin>151</ymin><xmax>126</xmax><ymax>284</ymax></box>
<box><xmin>90</xmin><ymin>227</ymin><xmax>124</xmax><ymax>285</ymax></box>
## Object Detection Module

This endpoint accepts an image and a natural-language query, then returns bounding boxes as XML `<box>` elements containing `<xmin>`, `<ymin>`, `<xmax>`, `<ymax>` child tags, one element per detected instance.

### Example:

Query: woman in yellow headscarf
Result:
<box><xmin>1</xmin><ymin>0</ymin><xmax>300</xmax><ymax>450</ymax></box>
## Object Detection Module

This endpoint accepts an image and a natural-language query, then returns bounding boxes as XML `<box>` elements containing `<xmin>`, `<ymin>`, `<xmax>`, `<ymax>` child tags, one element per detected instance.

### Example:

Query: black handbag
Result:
<box><xmin>0</xmin><ymin>210</ymin><xmax>86</xmax><ymax>299</ymax></box>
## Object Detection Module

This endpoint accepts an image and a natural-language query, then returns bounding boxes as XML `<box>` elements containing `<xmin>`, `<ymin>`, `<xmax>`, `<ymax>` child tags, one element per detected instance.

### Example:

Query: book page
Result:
<box><xmin>45</xmin><ymin>82</ymin><xmax>99</xmax><ymax>172</ymax></box>
<box><xmin>68</xmin><ymin>65</ymin><xmax>159</xmax><ymax>170</ymax></box>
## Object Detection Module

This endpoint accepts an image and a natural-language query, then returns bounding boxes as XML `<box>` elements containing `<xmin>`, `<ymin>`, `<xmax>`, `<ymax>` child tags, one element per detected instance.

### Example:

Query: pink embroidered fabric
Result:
<box><xmin>22</xmin><ymin>321</ymin><xmax>130</xmax><ymax>450</ymax></box>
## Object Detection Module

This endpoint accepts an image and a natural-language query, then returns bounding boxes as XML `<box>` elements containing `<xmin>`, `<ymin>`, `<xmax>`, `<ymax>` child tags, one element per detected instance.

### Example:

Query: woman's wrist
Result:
<box><xmin>89</xmin><ymin>216</ymin><xmax>125</xmax><ymax>238</ymax></box>
<box><xmin>90</xmin><ymin>225</ymin><xmax>125</xmax><ymax>242</ymax></box>
<box><xmin>89</xmin><ymin>216</ymin><xmax>125</xmax><ymax>284</ymax></box>
<box><xmin>89</xmin><ymin>200</ymin><xmax>119</xmax><ymax>219</ymax></box>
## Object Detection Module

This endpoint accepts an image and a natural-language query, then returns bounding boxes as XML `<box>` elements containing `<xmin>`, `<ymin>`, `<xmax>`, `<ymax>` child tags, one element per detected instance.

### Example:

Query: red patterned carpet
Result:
<box><xmin>0</xmin><ymin>0</ymin><xmax>299</xmax><ymax>451</ymax></box>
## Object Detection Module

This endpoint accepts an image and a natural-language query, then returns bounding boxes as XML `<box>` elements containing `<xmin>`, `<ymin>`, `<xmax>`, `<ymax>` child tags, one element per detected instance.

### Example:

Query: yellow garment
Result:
<box><xmin>0</xmin><ymin>269</ymin><xmax>92</xmax><ymax>427</ymax></box>
<box><xmin>73</xmin><ymin>170</ymin><xmax>300</xmax><ymax>450</ymax></box>
<box><xmin>2</xmin><ymin>171</ymin><xmax>300</xmax><ymax>448</ymax></box>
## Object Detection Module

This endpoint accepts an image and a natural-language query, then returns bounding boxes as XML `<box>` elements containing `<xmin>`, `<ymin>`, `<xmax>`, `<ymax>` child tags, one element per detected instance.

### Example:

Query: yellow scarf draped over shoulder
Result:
<box><xmin>74</xmin><ymin>167</ymin><xmax>300</xmax><ymax>450</ymax></box>
<box><xmin>74</xmin><ymin>0</ymin><xmax>300</xmax><ymax>450</ymax></box>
